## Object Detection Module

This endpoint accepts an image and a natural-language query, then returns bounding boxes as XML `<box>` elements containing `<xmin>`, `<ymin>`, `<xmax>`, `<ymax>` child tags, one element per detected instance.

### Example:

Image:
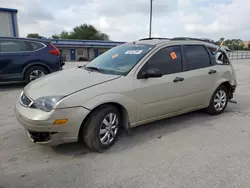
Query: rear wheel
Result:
<box><xmin>24</xmin><ymin>66</ymin><xmax>48</xmax><ymax>83</ymax></box>
<box><xmin>206</xmin><ymin>85</ymin><xmax>229</xmax><ymax>115</ymax></box>
<box><xmin>82</xmin><ymin>105</ymin><xmax>121</xmax><ymax>152</ymax></box>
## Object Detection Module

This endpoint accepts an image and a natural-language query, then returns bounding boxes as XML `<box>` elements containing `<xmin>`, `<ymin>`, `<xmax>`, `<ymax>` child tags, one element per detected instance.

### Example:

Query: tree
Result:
<box><xmin>51</xmin><ymin>34</ymin><xmax>60</xmax><ymax>39</ymax></box>
<box><xmin>223</xmin><ymin>39</ymin><xmax>245</xmax><ymax>50</ymax></box>
<box><xmin>214</xmin><ymin>38</ymin><xmax>249</xmax><ymax>50</ymax></box>
<box><xmin>27</xmin><ymin>33</ymin><xmax>44</xmax><ymax>39</ymax></box>
<box><xmin>58</xmin><ymin>24</ymin><xmax>110</xmax><ymax>40</ymax></box>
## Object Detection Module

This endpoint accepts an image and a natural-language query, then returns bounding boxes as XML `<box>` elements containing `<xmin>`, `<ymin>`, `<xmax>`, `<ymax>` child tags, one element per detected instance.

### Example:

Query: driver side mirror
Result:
<box><xmin>138</xmin><ymin>68</ymin><xmax>163</xmax><ymax>79</ymax></box>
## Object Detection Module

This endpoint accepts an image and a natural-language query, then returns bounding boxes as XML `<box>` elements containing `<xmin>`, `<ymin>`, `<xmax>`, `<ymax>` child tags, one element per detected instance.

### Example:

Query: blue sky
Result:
<box><xmin>1</xmin><ymin>0</ymin><xmax>250</xmax><ymax>41</ymax></box>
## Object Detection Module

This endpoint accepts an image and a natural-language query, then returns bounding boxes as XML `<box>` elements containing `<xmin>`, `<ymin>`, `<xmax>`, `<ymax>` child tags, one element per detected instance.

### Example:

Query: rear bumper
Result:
<box><xmin>59</xmin><ymin>56</ymin><xmax>65</xmax><ymax>67</ymax></box>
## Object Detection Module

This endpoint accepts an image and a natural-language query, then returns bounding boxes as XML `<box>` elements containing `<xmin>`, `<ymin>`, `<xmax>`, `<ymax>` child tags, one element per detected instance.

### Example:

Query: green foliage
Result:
<box><xmin>216</xmin><ymin>38</ymin><xmax>250</xmax><ymax>51</ymax></box>
<box><xmin>51</xmin><ymin>34</ymin><xmax>60</xmax><ymax>39</ymax></box>
<box><xmin>27</xmin><ymin>24</ymin><xmax>110</xmax><ymax>41</ymax></box>
<box><xmin>58</xmin><ymin>24</ymin><xmax>109</xmax><ymax>40</ymax></box>
<box><xmin>27</xmin><ymin>33</ymin><xmax>44</xmax><ymax>39</ymax></box>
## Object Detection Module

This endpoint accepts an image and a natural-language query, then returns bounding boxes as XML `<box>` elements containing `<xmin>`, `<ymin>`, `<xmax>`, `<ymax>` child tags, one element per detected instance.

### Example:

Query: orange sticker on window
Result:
<box><xmin>170</xmin><ymin>52</ymin><xmax>177</xmax><ymax>60</ymax></box>
<box><xmin>112</xmin><ymin>54</ymin><xmax>118</xmax><ymax>58</ymax></box>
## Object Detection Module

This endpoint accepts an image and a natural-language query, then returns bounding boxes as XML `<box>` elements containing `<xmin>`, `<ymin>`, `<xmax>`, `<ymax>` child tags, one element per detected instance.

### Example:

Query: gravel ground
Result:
<box><xmin>1</xmin><ymin>60</ymin><xmax>250</xmax><ymax>188</ymax></box>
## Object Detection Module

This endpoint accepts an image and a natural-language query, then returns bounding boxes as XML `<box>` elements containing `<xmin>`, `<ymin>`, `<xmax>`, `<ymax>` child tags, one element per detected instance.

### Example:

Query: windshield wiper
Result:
<box><xmin>85</xmin><ymin>66</ymin><xmax>104</xmax><ymax>73</ymax></box>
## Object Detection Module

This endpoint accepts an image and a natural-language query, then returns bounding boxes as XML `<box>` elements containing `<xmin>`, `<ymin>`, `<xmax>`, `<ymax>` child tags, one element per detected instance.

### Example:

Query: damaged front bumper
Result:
<box><xmin>228</xmin><ymin>85</ymin><xmax>237</xmax><ymax>103</ymax></box>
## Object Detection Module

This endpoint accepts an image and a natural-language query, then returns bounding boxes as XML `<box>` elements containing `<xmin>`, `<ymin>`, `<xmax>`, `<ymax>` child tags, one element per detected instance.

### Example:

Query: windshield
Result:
<box><xmin>84</xmin><ymin>44</ymin><xmax>154</xmax><ymax>75</ymax></box>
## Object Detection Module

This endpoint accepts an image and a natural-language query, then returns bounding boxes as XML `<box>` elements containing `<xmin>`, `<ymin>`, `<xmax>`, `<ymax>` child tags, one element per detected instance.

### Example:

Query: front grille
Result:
<box><xmin>20</xmin><ymin>92</ymin><xmax>34</xmax><ymax>107</ymax></box>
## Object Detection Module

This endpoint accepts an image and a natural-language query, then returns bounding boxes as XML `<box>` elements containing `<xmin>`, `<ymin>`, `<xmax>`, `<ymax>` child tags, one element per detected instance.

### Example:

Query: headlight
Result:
<box><xmin>34</xmin><ymin>96</ymin><xmax>64</xmax><ymax>112</ymax></box>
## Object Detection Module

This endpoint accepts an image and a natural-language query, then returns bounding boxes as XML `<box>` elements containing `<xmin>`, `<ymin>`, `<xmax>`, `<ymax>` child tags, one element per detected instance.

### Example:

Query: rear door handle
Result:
<box><xmin>208</xmin><ymin>69</ymin><xmax>217</xmax><ymax>74</ymax></box>
<box><xmin>173</xmin><ymin>77</ymin><xmax>184</xmax><ymax>83</ymax></box>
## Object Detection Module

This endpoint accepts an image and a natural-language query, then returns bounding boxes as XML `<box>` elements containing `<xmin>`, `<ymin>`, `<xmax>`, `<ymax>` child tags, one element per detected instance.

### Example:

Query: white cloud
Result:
<box><xmin>1</xmin><ymin>0</ymin><xmax>250</xmax><ymax>41</ymax></box>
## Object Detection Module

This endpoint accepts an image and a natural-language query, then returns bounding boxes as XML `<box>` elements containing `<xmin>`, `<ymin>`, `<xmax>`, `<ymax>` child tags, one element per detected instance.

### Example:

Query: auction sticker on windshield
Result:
<box><xmin>125</xmin><ymin>50</ymin><xmax>143</xmax><ymax>55</ymax></box>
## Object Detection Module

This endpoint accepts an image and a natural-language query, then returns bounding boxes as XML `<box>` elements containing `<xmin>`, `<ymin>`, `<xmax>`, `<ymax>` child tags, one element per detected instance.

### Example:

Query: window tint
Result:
<box><xmin>0</xmin><ymin>40</ymin><xmax>27</xmax><ymax>52</ymax></box>
<box><xmin>26</xmin><ymin>41</ymin><xmax>44</xmax><ymax>51</ymax></box>
<box><xmin>183</xmin><ymin>45</ymin><xmax>211</xmax><ymax>70</ymax></box>
<box><xmin>0</xmin><ymin>40</ymin><xmax>44</xmax><ymax>52</ymax></box>
<box><xmin>143</xmin><ymin>46</ymin><xmax>182</xmax><ymax>75</ymax></box>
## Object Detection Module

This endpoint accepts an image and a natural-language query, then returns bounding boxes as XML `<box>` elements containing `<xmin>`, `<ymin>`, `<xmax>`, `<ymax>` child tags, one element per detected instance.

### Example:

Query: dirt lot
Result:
<box><xmin>1</xmin><ymin>60</ymin><xmax>250</xmax><ymax>188</ymax></box>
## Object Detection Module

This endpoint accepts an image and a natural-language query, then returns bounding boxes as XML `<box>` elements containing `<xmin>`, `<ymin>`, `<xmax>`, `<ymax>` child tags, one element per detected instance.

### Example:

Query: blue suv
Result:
<box><xmin>0</xmin><ymin>37</ymin><xmax>65</xmax><ymax>83</ymax></box>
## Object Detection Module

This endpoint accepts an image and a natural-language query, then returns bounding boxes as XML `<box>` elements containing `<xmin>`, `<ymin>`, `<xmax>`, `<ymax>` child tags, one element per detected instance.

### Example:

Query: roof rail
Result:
<box><xmin>170</xmin><ymin>37</ymin><xmax>217</xmax><ymax>45</ymax></box>
<box><xmin>139</xmin><ymin>37</ymin><xmax>171</xmax><ymax>41</ymax></box>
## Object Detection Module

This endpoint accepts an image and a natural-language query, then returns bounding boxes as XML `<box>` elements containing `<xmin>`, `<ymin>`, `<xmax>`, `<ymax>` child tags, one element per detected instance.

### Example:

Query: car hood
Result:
<box><xmin>24</xmin><ymin>68</ymin><xmax>120</xmax><ymax>100</ymax></box>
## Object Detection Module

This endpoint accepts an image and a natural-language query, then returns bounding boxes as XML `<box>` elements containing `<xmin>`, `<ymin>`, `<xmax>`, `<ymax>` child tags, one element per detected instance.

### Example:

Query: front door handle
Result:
<box><xmin>208</xmin><ymin>69</ymin><xmax>217</xmax><ymax>74</ymax></box>
<box><xmin>173</xmin><ymin>77</ymin><xmax>184</xmax><ymax>83</ymax></box>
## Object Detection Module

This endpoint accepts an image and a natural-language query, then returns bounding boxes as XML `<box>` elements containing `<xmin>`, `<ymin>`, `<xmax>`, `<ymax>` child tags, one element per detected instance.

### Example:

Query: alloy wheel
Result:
<box><xmin>29</xmin><ymin>70</ymin><xmax>45</xmax><ymax>81</ymax></box>
<box><xmin>214</xmin><ymin>90</ymin><xmax>227</xmax><ymax>111</ymax></box>
<box><xmin>99</xmin><ymin>113</ymin><xmax>119</xmax><ymax>145</ymax></box>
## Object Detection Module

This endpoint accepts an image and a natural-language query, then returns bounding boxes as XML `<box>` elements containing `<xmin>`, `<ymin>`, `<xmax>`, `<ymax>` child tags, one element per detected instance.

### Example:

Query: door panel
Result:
<box><xmin>130</xmin><ymin>45</ymin><xmax>192</xmax><ymax>122</ymax></box>
<box><xmin>180</xmin><ymin>66</ymin><xmax>216</xmax><ymax>108</ymax></box>
<box><xmin>0</xmin><ymin>53</ymin><xmax>32</xmax><ymax>81</ymax></box>
<box><xmin>132</xmin><ymin>71</ymin><xmax>190</xmax><ymax>121</ymax></box>
<box><xmin>182</xmin><ymin>45</ymin><xmax>218</xmax><ymax>107</ymax></box>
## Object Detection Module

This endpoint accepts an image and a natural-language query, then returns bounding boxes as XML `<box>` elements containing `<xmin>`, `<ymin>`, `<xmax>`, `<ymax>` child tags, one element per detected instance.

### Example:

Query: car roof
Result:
<box><xmin>0</xmin><ymin>36</ymin><xmax>51</xmax><ymax>43</ymax></box>
<box><xmin>129</xmin><ymin>37</ymin><xmax>229</xmax><ymax>53</ymax></box>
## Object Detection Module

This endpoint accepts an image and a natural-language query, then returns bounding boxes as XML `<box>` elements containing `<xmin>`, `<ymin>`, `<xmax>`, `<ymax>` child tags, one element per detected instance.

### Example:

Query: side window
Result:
<box><xmin>0</xmin><ymin>40</ymin><xmax>28</xmax><ymax>52</ymax></box>
<box><xmin>142</xmin><ymin>45</ymin><xmax>182</xmax><ymax>75</ymax></box>
<box><xmin>26</xmin><ymin>41</ymin><xmax>44</xmax><ymax>51</ymax></box>
<box><xmin>207</xmin><ymin>46</ymin><xmax>217</xmax><ymax>55</ymax></box>
<box><xmin>183</xmin><ymin>45</ymin><xmax>211</xmax><ymax>71</ymax></box>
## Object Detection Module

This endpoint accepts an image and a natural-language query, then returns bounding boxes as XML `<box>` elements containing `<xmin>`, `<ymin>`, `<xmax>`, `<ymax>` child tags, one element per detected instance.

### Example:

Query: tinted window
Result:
<box><xmin>183</xmin><ymin>45</ymin><xmax>211</xmax><ymax>70</ymax></box>
<box><xmin>26</xmin><ymin>41</ymin><xmax>44</xmax><ymax>51</ymax></box>
<box><xmin>142</xmin><ymin>46</ymin><xmax>182</xmax><ymax>75</ymax></box>
<box><xmin>0</xmin><ymin>40</ymin><xmax>27</xmax><ymax>52</ymax></box>
<box><xmin>0</xmin><ymin>40</ymin><xmax>44</xmax><ymax>52</ymax></box>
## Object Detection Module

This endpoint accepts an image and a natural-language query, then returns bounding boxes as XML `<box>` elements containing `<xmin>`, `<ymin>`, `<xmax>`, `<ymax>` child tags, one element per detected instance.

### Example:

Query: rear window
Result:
<box><xmin>26</xmin><ymin>41</ymin><xmax>45</xmax><ymax>51</ymax></box>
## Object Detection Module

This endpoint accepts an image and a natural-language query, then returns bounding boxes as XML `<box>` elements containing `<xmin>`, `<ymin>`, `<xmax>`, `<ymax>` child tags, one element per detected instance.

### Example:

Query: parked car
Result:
<box><xmin>15</xmin><ymin>37</ymin><xmax>237</xmax><ymax>152</ymax></box>
<box><xmin>0</xmin><ymin>37</ymin><xmax>64</xmax><ymax>83</ymax></box>
<box><xmin>78</xmin><ymin>56</ymin><xmax>88</xmax><ymax>61</ymax></box>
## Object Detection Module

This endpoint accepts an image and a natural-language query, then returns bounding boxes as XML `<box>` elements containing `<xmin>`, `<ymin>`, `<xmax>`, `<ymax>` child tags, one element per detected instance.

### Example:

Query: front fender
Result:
<box><xmin>83</xmin><ymin>93</ymin><xmax>140</xmax><ymax>124</ymax></box>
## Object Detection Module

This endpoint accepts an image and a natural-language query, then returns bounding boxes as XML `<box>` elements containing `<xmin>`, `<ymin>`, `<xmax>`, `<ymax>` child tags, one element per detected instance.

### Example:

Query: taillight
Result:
<box><xmin>49</xmin><ymin>43</ymin><xmax>60</xmax><ymax>56</ymax></box>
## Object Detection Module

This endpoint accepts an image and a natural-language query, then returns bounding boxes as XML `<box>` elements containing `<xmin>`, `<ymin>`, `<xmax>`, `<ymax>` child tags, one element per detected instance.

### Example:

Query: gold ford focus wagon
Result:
<box><xmin>15</xmin><ymin>37</ymin><xmax>237</xmax><ymax>152</ymax></box>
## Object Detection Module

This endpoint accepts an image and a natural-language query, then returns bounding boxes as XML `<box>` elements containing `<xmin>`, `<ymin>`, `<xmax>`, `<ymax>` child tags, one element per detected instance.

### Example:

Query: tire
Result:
<box><xmin>24</xmin><ymin>66</ymin><xmax>48</xmax><ymax>83</ymax></box>
<box><xmin>82</xmin><ymin>105</ymin><xmax>121</xmax><ymax>152</ymax></box>
<box><xmin>206</xmin><ymin>85</ymin><xmax>229</xmax><ymax>115</ymax></box>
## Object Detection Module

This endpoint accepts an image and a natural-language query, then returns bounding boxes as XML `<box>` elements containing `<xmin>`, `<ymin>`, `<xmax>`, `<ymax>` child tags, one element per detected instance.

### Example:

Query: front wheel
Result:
<box><xmin>82</xmin><ymin>105</ymin><xmax>121</xmax><ymax>152</ymax></box>
<box><xmin>206</xmin><ymin>85</ymin><xmax>229</xmax><ymax>115</ymax></box>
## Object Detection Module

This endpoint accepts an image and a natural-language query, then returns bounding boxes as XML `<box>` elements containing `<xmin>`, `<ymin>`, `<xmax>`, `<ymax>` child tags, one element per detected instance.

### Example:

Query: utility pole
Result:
<box><xmin>149</xmin><ymin>0</ymin><xmax>153</xmax><ymax>38</ymax></box>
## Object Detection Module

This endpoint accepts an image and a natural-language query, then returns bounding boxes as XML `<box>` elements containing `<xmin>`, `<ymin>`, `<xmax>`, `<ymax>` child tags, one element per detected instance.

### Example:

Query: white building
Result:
<box><xmin>0</xmin><ymin>7</ymin><xmax>19</xmax><ymax>37</ymax></box>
